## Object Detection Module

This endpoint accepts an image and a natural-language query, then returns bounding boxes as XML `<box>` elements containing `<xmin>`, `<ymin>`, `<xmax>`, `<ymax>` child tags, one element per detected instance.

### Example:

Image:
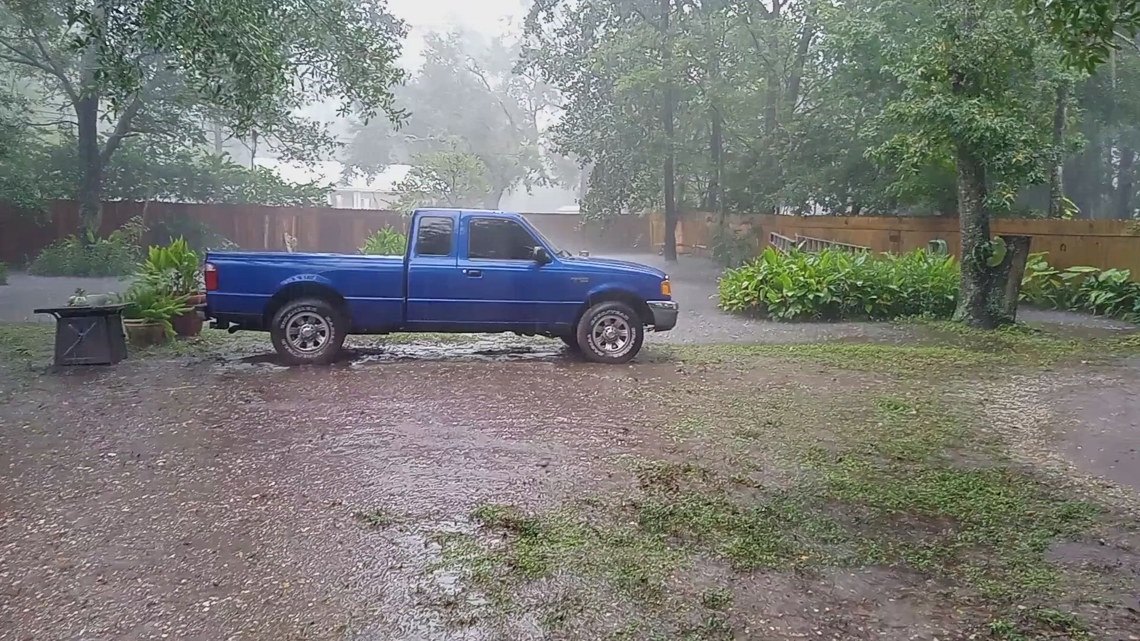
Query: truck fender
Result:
<box><xmin>578</xmin><ymin>285</ymin><xmax>653</xmax><ymax>326</ymax></box>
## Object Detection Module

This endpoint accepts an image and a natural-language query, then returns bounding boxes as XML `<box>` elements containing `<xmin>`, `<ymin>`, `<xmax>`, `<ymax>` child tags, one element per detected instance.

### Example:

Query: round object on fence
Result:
<box><xmin>928</xmin><ymin>239</ymin><xmax>949</xmax><ymax>254</ymax></box>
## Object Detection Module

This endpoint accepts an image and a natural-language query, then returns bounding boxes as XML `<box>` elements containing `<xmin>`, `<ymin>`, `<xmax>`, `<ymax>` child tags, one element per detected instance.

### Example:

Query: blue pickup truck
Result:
<box><xmin>203</xmin><ymin>208</ymin><xmax>678</xmax><ymax>365</ymax></box>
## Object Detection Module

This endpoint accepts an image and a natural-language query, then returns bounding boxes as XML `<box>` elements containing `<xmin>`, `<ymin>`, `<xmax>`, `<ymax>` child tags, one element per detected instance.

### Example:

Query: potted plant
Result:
<box><xmin>137</xmin><ymin>237</ymin><xmax>205</xmax><ymax>337</ymax></box>
<box><xmin>122</xmin><ymin>283</ymin><xmax>189</xmax><ymax>348</ymax></box>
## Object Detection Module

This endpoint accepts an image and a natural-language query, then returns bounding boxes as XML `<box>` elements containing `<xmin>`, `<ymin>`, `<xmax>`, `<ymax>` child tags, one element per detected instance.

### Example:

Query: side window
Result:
<box><xmin>415</xmin><ymin>216</ymin><xmax>454</xmax><ymax>256</ymax></box>
<box><xmin>468</xmin><ymin>218</ymin><xmax>538</xmax><ymax>260</ymax></box>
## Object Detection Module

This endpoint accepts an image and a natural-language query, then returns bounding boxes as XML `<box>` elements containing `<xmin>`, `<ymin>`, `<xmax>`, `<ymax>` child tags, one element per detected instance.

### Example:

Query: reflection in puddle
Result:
<box><xmin>217</xmin><ymin>335</ymin><xmax>574</xmax><ymax>371</ymax></box>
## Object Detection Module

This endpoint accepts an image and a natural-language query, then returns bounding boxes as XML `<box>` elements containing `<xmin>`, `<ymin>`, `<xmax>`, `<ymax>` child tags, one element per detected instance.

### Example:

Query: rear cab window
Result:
<box><xmin>467</xmin><ymin>217</ymin><xmax>538</xmax><ymax>261</ymax></box>
<box><xmin>415</xmin><ymin>216</ymin><xmax>455</xmax><ymax>256</ymax></box>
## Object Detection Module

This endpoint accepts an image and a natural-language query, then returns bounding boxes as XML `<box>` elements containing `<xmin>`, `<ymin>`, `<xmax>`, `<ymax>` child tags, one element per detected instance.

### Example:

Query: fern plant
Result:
<box><xmin>360</xmin><ymin>227</ymin><xmax>408</xmax><ymax>256</ymax></box>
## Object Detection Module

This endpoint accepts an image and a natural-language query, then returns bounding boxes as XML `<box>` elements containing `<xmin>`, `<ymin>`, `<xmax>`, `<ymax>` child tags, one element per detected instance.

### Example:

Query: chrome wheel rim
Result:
<box><xmin>590</xmin><ymin>313</ymin><xmax>632</xmax><ymax>355</ymax></box>
<box><xmin>285</xmin><ymin>312</ymin><xmax>330</xmax><ymax>353</ymax></box>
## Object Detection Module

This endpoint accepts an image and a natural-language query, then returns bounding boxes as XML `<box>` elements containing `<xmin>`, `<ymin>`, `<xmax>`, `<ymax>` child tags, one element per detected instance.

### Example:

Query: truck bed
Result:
<box><xmin>206</xmin><ymin>251</ymin><xmax>406</xmax><ymax>332</ymax></box>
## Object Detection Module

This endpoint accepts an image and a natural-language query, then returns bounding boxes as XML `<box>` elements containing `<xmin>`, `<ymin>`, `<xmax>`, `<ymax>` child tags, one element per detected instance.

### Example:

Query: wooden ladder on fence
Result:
<box><xmin>769</xmin><ymin>232</ymin><xmax>869</xmax><ymax>254</ymax></box>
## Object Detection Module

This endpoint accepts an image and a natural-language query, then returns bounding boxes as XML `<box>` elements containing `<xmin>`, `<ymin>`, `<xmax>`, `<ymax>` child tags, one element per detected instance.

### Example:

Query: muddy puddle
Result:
<box><xmin>217</xmin><ymin>335</ymin><xmax>639</xmax><ymax>371</ymax></box>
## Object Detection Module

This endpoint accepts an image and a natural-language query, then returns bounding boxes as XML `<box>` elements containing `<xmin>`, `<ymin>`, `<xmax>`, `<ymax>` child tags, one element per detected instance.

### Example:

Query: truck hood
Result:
<box><xmin>564</xmin><ymin>256</ymin><xmax>667</xmax><ymax>278</ymax></box>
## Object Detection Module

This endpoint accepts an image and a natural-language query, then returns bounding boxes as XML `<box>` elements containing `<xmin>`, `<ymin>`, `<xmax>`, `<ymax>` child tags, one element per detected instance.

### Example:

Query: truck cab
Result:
<box><xmin>204</xmin><ymin>209</ymin><xmax>678</xmax><ymax>365</ymax></box>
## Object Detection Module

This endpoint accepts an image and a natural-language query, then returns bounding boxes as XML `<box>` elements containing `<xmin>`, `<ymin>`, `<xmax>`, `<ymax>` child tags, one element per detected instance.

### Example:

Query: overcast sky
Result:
<box><xmin>387</xmin><ymin>0</ymin><xmax>527</xmax><ymax>67</ymax></box>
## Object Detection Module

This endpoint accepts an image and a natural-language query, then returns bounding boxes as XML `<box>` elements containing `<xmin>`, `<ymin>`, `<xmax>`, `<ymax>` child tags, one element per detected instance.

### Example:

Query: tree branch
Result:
<box><xmin>28</xmin><ymin>30</ymin><xmax>78</xmax><ymax>102</ymax></box>
<box><xmin>100</xmin><ymin>97</ymin><xmax>143</xmax><ymax>165</ymax></box>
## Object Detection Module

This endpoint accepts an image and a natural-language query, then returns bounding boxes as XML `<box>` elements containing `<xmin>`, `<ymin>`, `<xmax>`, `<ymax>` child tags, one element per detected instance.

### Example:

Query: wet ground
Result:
<box><xmin>2</xmin><ymin>258</ymin><xmax>1140</xmax><ymax>640</ymax></box>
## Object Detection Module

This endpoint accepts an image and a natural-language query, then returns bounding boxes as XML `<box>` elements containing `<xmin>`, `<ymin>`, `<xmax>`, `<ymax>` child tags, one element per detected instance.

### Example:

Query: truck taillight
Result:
<box><xmin>204</xmin><ymin>262</ymin><xmax>218</xmax><ymax>291</ymax></box>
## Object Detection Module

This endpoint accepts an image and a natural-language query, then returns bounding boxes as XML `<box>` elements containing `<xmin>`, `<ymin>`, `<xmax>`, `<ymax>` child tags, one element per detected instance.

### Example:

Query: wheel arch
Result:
<box><xmin>264</xmin><ymin>282</ymin><xmax>350</xmax><ymax>328</ymax></box>
<box><xmin>576</xmin><ymin>287</ymin><xmax>652</xmax><ymax>328</ymax></box>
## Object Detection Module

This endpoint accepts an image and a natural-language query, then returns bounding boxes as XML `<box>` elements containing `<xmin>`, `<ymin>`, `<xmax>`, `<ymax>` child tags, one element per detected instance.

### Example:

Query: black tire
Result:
<box><xmin>269</xmin><ymin>298</ymin><xmax>347</xmax><ymax>365</ymax></box>
<box><xmin>575</xmin><ymin>301</ymin><xmax>644</xmax><ymax>364</ymax></box>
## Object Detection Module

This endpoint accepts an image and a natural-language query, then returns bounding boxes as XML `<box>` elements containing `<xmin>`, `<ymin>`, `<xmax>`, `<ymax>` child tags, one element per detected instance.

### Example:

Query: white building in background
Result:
<box><xmin>255</xmin><ymin>158</ymin><xmax>411</xmax><ymax>210</ymax></box>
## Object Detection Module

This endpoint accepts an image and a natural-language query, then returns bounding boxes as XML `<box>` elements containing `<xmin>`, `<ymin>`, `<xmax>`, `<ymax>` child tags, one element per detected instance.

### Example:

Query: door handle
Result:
<box><xmin>463</xmin><ymin>269</ymin><xmax>483</xmax><ymax>278</ymax></box>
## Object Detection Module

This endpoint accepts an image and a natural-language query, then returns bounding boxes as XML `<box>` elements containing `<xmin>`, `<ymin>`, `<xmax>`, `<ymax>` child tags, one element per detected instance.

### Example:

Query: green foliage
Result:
<box><xmin>718</xmin><ymin>247</ymin><xmax>959</xmax><ymax>321</ymax></box>
<box><xmin>137</xmin><ymin>238</ymin><xmax>202</xmax><ymax>295</ymax></box>
<box><xmin>359</xmin><ymin>227</ymin><xmax>407</xmax><ymax>256</ymax></box>
<box><xmin>1</xmin><ymin>0</ymin><xmax>408</xmax><ymax>130</ymax></box>
<box><xmin>122</xmin><ymin>282</ymin><xmax>189</xmax><ymax>338</ymax></box>
<box><xmin>394</xmin><ymin>150</ymin><xmax>492</xmax><ymax>212</ymax></box>
<box><xmin>1021</xmin><ymin>252</ymin><xmax>1140</xmax><ymax>321</ymax></box>
<box><xmin>345</xmin><ymin>30</ymin><xmax>557</xmax><ymax>208</ymax></box>
<box><xmin>28</xmin><ymin>217</ymin><xmax>146</xmax><ymax>277</ymax></box>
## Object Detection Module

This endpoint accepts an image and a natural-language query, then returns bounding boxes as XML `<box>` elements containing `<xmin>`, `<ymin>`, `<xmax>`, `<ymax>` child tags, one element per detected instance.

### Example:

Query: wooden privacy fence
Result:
<box><xmin>0</xmin><ymin>200</ymin><xmax>651</xmax><ymax>264</ymax></box>
<box><xmin>651</xmin><ymin>212</ymin><xmax>1140</xmax><ymax>277</ymax></box>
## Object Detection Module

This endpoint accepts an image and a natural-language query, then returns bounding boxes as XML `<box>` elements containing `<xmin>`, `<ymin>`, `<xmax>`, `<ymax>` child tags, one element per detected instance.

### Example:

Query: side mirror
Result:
<box><xmin>579</xmin><ymin>250</ymin><xmax>590</xmax><ymax>258</ymax></box>
<box><xmin>532</xmin><ymin>246</ymin><xmax>552</xmax><ymax>265</ymax></box>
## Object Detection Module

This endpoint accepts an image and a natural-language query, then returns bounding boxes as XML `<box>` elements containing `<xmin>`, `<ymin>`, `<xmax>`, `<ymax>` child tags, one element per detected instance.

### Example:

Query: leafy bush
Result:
<box><xmin>137</xmin><ymin>237</ymin><xmax>202</xmax><ymax>295</ymax></box>
<box><xmin>718</xmin><ymin>247</ymin><xmax>959</xmax><ymax>321</ymax></box>
<box><xmin>0</xmin><ymin>262</ymin><xmax>8</xmax><ymax>285</ymax></box>
<box><xmin>122</xmin><ymin>281</ymin><xmax>190</xmax><ymax>338</ymax></box>
<box><xmin>28</xmin><ymin>217</ymin><xmax>145</xmax><ymax>277</ymax></box>
<box><xmin>360</xmin><ymin>226</ymin><xmax>407</xmax><ymax>255</ymax></box>
<box><xmin>1021</xmin><ymin>253</ymin><xmax>1140</xmax><ymax>321</ymax></box>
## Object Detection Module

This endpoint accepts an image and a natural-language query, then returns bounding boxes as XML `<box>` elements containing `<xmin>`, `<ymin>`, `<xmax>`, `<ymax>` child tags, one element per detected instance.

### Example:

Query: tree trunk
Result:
<box><xmin>952</xmin><ymin>142</ymin><xmax>1018</xmax><ymax>328</ymax></box>
<box><xmin>484</xmin><ymin>185</ymin><xmax>507</xmax><ymax>210</ymax></box>
<box><xmin>1115</xmin><ymin>146</ymin><xmax>1134</xmax><ymax>219</ymax></box>
<box><xmin>705</xmin><ymin>107</ymin><xmax>723</xmax><ymax>214</ymax></box>
<box><xmin>999</xmin><ymin>235</ymin><xmax>1032</xmax><ymax>321</ymax></box>
<box><xmin>76</xmin><ymin>94</ymin><xmax>103</xmax><ymax>237</ymax></box>
<box><xmin>661</xmin><ymin>0</ymin><xmax>678</xmax><ymax>262</ymax></box>
<box><xmin>1047</xmin><ymin>82</ymin><xmax>1068</xmax><ymax>219</ymax></box>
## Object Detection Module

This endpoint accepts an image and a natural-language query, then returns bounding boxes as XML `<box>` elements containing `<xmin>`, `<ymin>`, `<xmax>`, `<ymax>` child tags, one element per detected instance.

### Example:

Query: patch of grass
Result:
<box><xmin>700</xmin><ymin>587</ymin><xmax>733</xmax><ymax>611</ymax></box>
<box><xmin>654</xmin><ymin>326</ymin><xmax>1139</xmax><ymax>375</ymax></box>
<box><xmin>0</xmin><ymin>323</ymin><xmax>53</xmax><ymax>364</ymax></box>
<box><xmin>353</xmin><ymin>507</ymin><xmax>397</xmax><ymax>529</ymax></box>
<box><xmin>466</xmin><ymin>503</ymin><xmax>686</xmax><ymax>600</ymax></box>
<box><xmin>987</xmin><ymin>607</ymin><xmax>1092</xmax><ymax>641</ymax></box>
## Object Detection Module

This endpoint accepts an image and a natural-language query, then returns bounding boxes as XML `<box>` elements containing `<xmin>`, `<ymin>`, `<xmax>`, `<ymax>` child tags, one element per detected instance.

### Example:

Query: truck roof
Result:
<box><xmin>410</xmin><ymin>208</ymin><xmax>521</xmax><ymax>218</ymax></box>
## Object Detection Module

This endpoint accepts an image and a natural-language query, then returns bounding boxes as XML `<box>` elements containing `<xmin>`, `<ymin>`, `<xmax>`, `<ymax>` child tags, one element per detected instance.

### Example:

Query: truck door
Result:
<box><xmin>454</xmin><ymin>215</ymin><xmax>545</xmax><ymax>329</ymax></box>
<box><xmin>405</xmin><ymin>213</ymin><xmax>459</xmax><ymax>326</ymax></box>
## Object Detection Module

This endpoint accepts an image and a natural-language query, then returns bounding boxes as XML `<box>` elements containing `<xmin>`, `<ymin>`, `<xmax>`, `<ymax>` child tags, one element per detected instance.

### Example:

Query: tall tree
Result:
<box><xmin>0</xmin><ymin>0</ymin><xmax>406</xmax><ymax>232</ymax></box>
<box><xmin>346</xmin><ymin>29</ymin><xmax>558</xmax><ymax>209</ymax></box>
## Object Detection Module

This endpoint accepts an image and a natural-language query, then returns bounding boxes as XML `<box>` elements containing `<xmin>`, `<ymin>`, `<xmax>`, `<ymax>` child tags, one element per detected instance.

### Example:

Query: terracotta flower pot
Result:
<box><xmin>172</xmin><ymin>310</ymin><xmax>204</xmax><ymax>337</ymax></box>
<box><xmin>171</xmin><ymin>292</ymin><xmax>206</xmax><ymax>337</ymax></box>
<box><xmin>124</xmin><ymin>320</ymin><xmax>169</xmax><ymax>348</ymax></box>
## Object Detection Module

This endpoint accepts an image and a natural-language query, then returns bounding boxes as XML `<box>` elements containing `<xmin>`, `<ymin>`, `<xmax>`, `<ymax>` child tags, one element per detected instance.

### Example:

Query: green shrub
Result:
<box><xmin>1021</xmin><ymin>253</ymin><xmax>1140</xmax><ymax>322</ymax></box>
<box><xmin>718</xmin><ymin>247</ymin><xmax>959</xmax><ymax>321</ymax></box>
<box><xmin>122</xmin><ymin>281</ymin><xmax>189</xmax><ymax>338</ymax></box>
<box><xmin>137</xmin><ymin>237</ymin><xmax>202</xmax><ymax>295</ymax></box>
<box><xmin>0</xmin><ymin>262</ymin><xmax>8</xmax><ymax>285</ymax></box>
<box><xmin>360</xmin><ymin>226</ymin><xmax>407</xmax><ymax>256</ymax></box>
<box><xmin>28</xmin><ymin>217</ymin><xmax>145</xmax><ymax>277</ymax></box>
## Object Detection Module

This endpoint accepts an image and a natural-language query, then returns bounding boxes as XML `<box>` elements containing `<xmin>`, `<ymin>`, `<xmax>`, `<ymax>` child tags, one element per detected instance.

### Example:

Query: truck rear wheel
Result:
<box><xmin>575</xmin><ymin>301</ymin><xmax>644</xmax><ymax>364</ymax></box>
<box><xmin>270</xmin><ymin>298</ymin><xmax>347</xmax><ymax>365</ymax></box>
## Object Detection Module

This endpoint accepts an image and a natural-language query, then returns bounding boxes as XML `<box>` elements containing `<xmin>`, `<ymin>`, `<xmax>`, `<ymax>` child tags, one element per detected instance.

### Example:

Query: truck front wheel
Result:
<box><xmin>575</xmin><ymin>301</ymin><xmax>644</xmax><ymax>364</ymax></box>
<box><xmin>270</xmin><ymin>298</ymin><xmax>347</xmax><ymax>365</ymax></box>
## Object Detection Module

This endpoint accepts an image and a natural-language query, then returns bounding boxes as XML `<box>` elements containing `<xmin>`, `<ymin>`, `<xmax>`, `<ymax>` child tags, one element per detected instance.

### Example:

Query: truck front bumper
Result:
<box><xmin>647</xmin><ymin>300</ymin><xmax>678</xmax><ymax>331</ymax></box>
